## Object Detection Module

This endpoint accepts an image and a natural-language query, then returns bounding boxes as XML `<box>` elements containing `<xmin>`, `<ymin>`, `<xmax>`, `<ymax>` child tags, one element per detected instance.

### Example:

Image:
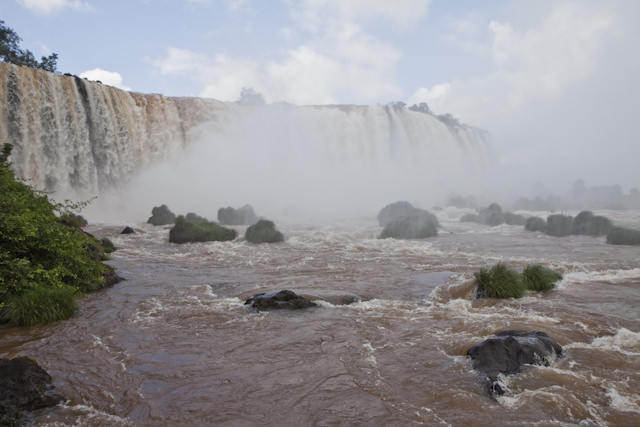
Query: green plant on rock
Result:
<box><xmin>245</xmin><ymin>219</ymin><xmax>284</xmax><ymax>243</ymax></box>
<box><xmin>0</xmin><ymin>143</ymin><xmax>116</xmax><ymax>326</ymax></box>
<box><xmin>607</xmin><ymin>227</ymin><xmax>640</xmax><ymax>245</ymax></box>
<box><xmin>169</xmin><ymin>215</ymin><xmax>237</xmax><ymax>243</ymax></box>
<box><xmin>474</xmin><ymin>263</ymin><xmax>526</xmax><ymax>299</ymax></box>
<box><xmin>522</xmin><ymin>264</ymin><xmax>563</xmax><ymax>291</ymax></box>
<box><xmin>147</xmin><ymin>204</ymin><xmax>176</xmax><ymax>225</ymax></box>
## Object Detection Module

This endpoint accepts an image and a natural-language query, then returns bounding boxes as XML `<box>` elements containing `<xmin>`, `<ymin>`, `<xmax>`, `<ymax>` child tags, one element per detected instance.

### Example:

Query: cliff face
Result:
<box><xmin>0</xmin><ymin>62</ymin><xmax>228</xmax><ymax>195</ymax></box>
<box><xmin>0</xmin><ymin>62</ymin><xmax>491</xmax><ymax>199</ymax></box>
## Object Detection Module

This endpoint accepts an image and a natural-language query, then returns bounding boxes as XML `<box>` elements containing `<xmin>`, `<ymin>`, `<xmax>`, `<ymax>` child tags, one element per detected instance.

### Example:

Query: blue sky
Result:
<box><xmin>2</xmin><ymin>0</ymin><xmax>640</xmax><ymax>188</ymax></box>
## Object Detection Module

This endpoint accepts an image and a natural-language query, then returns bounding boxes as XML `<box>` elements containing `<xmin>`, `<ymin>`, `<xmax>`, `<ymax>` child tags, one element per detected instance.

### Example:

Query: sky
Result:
<box><xmin>2</xmin><ymin>0</ymin><xmax>640</xmax><ymax>197</ymax></box>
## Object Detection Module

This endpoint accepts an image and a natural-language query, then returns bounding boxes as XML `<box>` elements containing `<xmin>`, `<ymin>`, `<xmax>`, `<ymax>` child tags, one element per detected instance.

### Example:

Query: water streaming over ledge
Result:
<box><xmin>0</xmin><ymin>62</ymin><xmax>491</xmax><ymax>207</ymax></box>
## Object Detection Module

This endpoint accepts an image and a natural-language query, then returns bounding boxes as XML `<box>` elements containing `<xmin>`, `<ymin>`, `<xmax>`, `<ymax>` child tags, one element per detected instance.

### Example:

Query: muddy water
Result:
<box><xmin>1</xmin><ymin>209</ymin><xmax>639</xmax><ymax>426</ymax></box>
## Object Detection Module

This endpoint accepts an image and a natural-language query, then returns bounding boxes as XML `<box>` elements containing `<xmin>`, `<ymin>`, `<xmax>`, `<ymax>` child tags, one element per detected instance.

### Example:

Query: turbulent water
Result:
<box><xmin>1</xmin><ymin>209</ymin><xmax>639</xmax><ymax>426</ymax></box>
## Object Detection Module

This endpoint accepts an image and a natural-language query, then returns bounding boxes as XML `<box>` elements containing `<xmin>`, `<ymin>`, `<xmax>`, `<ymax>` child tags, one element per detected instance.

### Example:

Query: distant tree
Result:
<box><xmin>0</xmin><ymin>20</ymin><xmax>58</xmax><ymax>73</ymax></box>
<box><xmin>236</xmin><ymin>87</ymin><xmax>265</xmax><ymax>106</ymax></box>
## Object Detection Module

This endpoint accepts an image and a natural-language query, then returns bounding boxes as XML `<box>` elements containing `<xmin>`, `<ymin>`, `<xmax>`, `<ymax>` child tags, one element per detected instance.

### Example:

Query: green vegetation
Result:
<box><xmin>147</xmin><ymin>204</ymin><xmax>176</xmax><ymax>225</ymax></box>
<box><xmin>606</xmin><ymin>227</ymin><xmax>640</xmax><ymax>245</ymax></box>
<box><xmin>474</xmin><ymin>263</ymin><xmax>526</xmax><ymax>299</ymax></box>
<box><xmin>522</xmin><ymin>264</ymin><xmax>563</xmax><ymax>291</ymax></box>
<box><xmin>169</xmin><ymin>215</ymin><xmax>237</xmax><ymax>243</ymax></box>
<box><xmin>571</xmin><ymin>210</ymin><xmax>613</xmax><ymax>236</ymax></box>
<box><xmin>474</xmin><ymin>263</ymin><xmax>563</xmax><ymax>298</ymax></box>
<box><xmin>546</xmin><ymin>214</ymin><xmax>574</xmax><ymax>237</ymax></box>
<box><xmin>245</xmin><ymin>219</ymin><xmax>284</xmax><ymax>243</ymax></box>
<box><xmin>1</xmin><ymin>20</ymin><xmax>58</xmax><ymax>72</ymax></box>
<box><xmin>0</xmin><ymin>144</ymin><xmax>116</xmax><ymax>326</ymax></box>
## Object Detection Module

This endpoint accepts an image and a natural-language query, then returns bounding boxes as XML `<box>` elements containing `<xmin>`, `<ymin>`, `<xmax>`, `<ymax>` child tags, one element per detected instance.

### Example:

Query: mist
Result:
<box><xmin>84</xmin><ymin>104</ymin><xmax>493</xmax><ymax>223</ymax></box>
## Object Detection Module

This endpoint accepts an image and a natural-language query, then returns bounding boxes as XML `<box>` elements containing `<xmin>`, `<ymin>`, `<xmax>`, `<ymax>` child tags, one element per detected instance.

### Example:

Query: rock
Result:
<box><xmin>377</xmin><ymin>201</ymin><xmax>439</xmax><ymax>228</ymax></box>
<box><xmin>467</xmin><ymin>330</ymin><xmax>563</xmax><ymax>396</ymax></box>
<box><xmin>245</xmin><ymin>219</ymin><xmax>284</xmax><ymax>243</ymax></box>
<box><xmin>546</xmin><ymin>214</ymin><xmax>573</xmax><ymax>237</ymax></box>
<box><xmin>478</xmin><ymin>203</ymin><xmax>504</xmax><ymax>226</ymax></box>
<box><xmin>244</xmin><ymin>290</ymin><xmax>317</xmax><ymax>311</ymax></box>
<box><xmin>379</xmin><ymin>215</ymin><xmax>438</xmax><ymax>239</ymax></box>
<box><xmin>217</xmin><ymin>204</ymin><xmax>258</xmax><ymax>225</ymax></box>
<box><xmin>525</xmin><ymin>216</ymin><xmax>547</xmax><ymax>232</ymax></box>
<box><xmin>607</xmin><ymin>227</ymin><xmax>640</xmax><ymax>245</ymax></box>
<box><xmin>120</xmin><ymin>226</ymin><xmax>135</xmax><ymax>234</ymax></box>
<box><xmin>147</xmin><ymin>204</ymin><xmax>176</xmax><ymax>226</ymax></box>
<box><xmin>571</xmin><ymin>210</ymin><xmax>613</xmax><ymax>236</ymax></box>
<box><xmin>0</xmin><ymin>357</ymin><xmax>65</xmax><ymax>426</ymax></box>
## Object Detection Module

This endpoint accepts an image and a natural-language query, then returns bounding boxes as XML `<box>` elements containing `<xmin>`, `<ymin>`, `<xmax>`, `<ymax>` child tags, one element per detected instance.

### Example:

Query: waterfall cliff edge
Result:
<box><xmin>0</xmin><ymin>62</ymin><xmax>492</xmax><ymax>216</ymax></box>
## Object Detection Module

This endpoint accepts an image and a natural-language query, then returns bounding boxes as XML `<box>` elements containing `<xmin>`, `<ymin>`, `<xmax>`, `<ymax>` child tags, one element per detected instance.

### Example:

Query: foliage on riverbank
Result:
<box><xmin>0</xmin><ymin>144</ymin><xmax>116</xmax><ymax>326</ymax></box>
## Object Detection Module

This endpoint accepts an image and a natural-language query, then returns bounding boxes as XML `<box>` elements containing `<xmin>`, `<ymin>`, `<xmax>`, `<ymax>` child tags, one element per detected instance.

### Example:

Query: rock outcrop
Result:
<box><xmin>467</xmin><ymin>330</ymin><xmax>563</xmax><ymax>396</ymax></box>
<box><xmin>244</xmin><ymin>290</ymin><xmax>317</xmax><ymax>311</ymax></box>
<box><xmin>0</xmin><ymin>357</ymin><xmax>65</xmax><ymax>426</ymax></box>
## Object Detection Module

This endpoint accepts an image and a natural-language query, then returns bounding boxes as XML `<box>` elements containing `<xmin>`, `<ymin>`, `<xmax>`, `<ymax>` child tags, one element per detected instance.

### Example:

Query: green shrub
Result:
<box><xmin>525</xmin><ymin>217</ymin><xmax>547</xmax><ymax>232</ymax></box>
<box><xmin>58</xmin><ymin>212</ymin><xmax>88</xmax><ymax>228</ymax></box>
<box><xmin>571</xmin><ymin>211</ymin><xmax>614</xmax><ymax>236</ymax></box>
<box><xmin>607</xmin><ymin>227</ymin><xmax>640</xmax><ymax>245</ymax></box>
<box><xmin>147</xmin><ymin>204</ymin><xmax>176</xmax><ymax>225</ymax></box>
<box><xmin>522</xmin><ymin>264</ymin><xmax>562</xmax><ymax>291</ymax></box>
<box><xmin>0</xmin><ymin>143</ymin><xmax>115</xmax><ymax>326</ymax></box>
<box><xmin>474</xmin><ymin>263</ymin><xmax>526</xmax><ymax>299</ymax></box>
<box><xmin>245</xmin><ymin>219</ymin><xmax>284</xmax><ymax>243</ymax></box>
<box><xmin>169</xmin><ymin>215</ymin><xmax>237</xmax><ymax>243</ymax></box>
<box><xmin>377</xmin><ymin>201</ymin><xmax>439</xmax><ymax>228</ymax></box>
<box><xmin>546</xmin><ymin>214</ymin><xmax>573</xmax><ymax>237</ymax></box>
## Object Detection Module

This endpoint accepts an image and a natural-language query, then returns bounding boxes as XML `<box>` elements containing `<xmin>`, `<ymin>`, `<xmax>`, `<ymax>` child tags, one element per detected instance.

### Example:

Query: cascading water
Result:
<box><xmin>0</xmin><ymin>62</ymin><xmax>491</xmax><ymax>216</ymax></box>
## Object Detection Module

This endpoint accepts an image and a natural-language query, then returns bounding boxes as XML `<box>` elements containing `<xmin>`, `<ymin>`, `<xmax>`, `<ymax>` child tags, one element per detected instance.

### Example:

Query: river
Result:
<box><xmin>1</xmin><ymin>208</ymin><xmax>639</xmax><ymax>426</ymax></box>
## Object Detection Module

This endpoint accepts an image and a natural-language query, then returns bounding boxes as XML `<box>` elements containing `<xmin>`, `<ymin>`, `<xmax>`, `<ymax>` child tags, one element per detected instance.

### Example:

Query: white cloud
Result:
<box><xmin>412</xmin><ymin>0</ymin><xmax>640</xmax><ymax>190</ymax></box>
<box><xmin>79</xmin><ymin>68</ymin><xmax>132</xmax><ymax>91</ymax></box>
<box><xmin>18</xmin><ymin>0</ymin><xmax>93</xmax><ymax>14</ymax></box>
<box><xmin>155</xmin><ymin>0</ymin><xmax>419</xmax><ymax>104</ymax></box>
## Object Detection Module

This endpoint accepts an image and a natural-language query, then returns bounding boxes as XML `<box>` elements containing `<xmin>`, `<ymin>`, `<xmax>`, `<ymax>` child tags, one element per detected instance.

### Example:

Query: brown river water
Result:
<box><xmin>1</xmin><ymin>208</ymin><xmax>639</xmax><ymax>426</ymax></box>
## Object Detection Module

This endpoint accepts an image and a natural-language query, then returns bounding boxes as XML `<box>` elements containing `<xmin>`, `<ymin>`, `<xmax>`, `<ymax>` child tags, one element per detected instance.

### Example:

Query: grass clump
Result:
<box><xmin>474</xmin><ymin>263</ymin><xmax>526</xmax><ymax>299</ymax></box>
<box><xmin>522</xmin><ymin>264</ymin><xmax>563</xmax><ymax>291</ymax></box>
<box><xmin>245</xmin><ymin>219</ymin><xmax>284</xmax><ymax>243</ymax></box>
<box><xmin>0</xmin><ymin>143</ymin><xmax>117</xmax><ymax>326</ymax></box>
<box><xmin>169</xmin><ymin>215</ymin><xmax>237</xmax><ymax>243</ymax></box>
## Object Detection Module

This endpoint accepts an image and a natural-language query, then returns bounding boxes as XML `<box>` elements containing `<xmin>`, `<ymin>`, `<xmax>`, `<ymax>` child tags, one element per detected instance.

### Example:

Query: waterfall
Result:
<box><xmin>0</xmin><ymin>62</ymin><xmax>492</xmax><ymax>218</ymax></box>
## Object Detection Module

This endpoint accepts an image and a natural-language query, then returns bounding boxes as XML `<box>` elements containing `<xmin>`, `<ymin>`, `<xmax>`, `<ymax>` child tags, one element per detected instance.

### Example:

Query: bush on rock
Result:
<box><xmin>607</xmin><ymin>227</ymin><xmax>640</xmax><ymax>245</ymax></box>
<box><xmin>245</xmin><ymin>219</ymin><xmax>284</xmax><ymax>243</ymax></box>
<box><xmin>147</xmin><ymin>204</ymin><xmax>176</xmax><ymax>225</ymax></box>
<box><xmin>169</xmin><ymin>215</ymin><xmax>237</xmax><ymax>243</ymax></box>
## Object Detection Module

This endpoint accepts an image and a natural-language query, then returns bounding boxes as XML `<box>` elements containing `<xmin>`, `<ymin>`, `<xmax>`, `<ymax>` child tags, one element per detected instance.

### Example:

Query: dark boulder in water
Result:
<box><xmin>0</xmin><ymin>357</ymin><xmax>65</xmax><ymax>426</ymax></box>
<box><xmin>121</xmin><ymin>226</ymin><xmax>135</xmax><ymax>234</ymax></box>
<box><xmin>244</xmin><ymin>290</ymin><xmax>317</xmax><ymax>311</ymax></box>
<box><xmin>377</xmin><ymin>201</ymin><xmax>439</xmax><ymax>239</ymax></box>
<box><xmin>467</xmin><ymin>330</ymin><xmax>563</xmax><ymax>396</ymax></box>
<box><xmin>218</xmin><ymin>204</ymin><xmax>258</xmax><ymax>226</ymax></box>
